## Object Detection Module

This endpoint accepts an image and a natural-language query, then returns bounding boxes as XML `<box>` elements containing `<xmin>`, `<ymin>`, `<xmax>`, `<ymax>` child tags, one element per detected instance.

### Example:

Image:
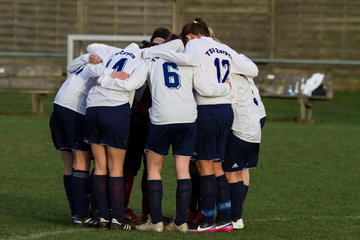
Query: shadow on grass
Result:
<box><xmin>0</xmin><ymin>192</ymin><xmax>71</xmax><ymax>226</ymax></box>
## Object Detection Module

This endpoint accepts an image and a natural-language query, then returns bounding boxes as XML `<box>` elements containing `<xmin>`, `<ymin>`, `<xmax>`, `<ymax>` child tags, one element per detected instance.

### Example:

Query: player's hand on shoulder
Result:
<box><xmin>89</xmin><ymin>54</ymin><xmax>102</xmax><ymax>64</ymax></box>
<box><xmin>111</xmin><ymin>71</ymin><xmax>129</xmax><ymax>80</ymax></box>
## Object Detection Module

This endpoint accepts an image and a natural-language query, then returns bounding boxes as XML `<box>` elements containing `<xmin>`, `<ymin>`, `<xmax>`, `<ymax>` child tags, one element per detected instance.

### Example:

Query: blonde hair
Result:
<box><xmin>208</xmin><ymin>27</ymin><xmax>220</xmax><ymax>42</ymax></box>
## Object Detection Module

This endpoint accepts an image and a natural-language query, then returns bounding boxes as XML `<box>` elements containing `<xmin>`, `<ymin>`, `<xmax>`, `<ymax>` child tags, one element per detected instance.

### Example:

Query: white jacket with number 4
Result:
<box><xmin>231</xmin><ymin>74</ymin><xmax>262</xmax><ymax>143</ymax></box>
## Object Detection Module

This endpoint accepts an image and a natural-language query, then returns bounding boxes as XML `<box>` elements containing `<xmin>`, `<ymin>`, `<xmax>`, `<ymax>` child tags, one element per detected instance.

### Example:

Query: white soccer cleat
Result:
<box><xmin>232</xmin><ymin>218</ymin><xmax>244</xmax><ymax>230</ymax></box>
<box><xmin>136</xmin><ymin>219</ymin><xmax>164</xmax><ymax>232</ymax></box>
<box><xmin>164</xmin><ymin>221</ymin><xmax>188</xmax><ymax>233</ymax></box>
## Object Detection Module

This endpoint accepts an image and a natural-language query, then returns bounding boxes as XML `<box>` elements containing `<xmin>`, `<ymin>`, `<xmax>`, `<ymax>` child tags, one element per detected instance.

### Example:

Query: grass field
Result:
<box><xmin>0</xmin><ymin>91</ymin><xmax>359</xmax><ymax>240</ymax></box>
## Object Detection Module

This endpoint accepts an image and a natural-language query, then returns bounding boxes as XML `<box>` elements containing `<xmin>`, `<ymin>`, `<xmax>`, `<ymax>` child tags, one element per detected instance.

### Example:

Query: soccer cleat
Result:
<box><xmin>90</xmin><ymin>208</ymin><xmax>100</xmax><ymax>221</ymax></box>
<box><xmin>188</xmin><ymin>222</ymin><xmax>216</xmax><ymax>233</ymax></box>
<box><xmin>192</xmin><ymin>211</ymin><xmax>203</xmax><ymax>225</ymax></box>
<box><xmin>110</xmin><ymin>218</ymin><xmax>132</xmax><ymax>230</ymax></box>
<box><xmin>139</xmin><ymin>213</ymin><xmax>150</xmax><ymax>222</ymax></box>
<box><xmin>215</xmin><ymin>221</ymin><xmax>233</xmax><ymax>232</ymax></box>
<box><xmin>72</xmin><ymin>216</ymin><xmax>99</xmax><ymax>228</ymax></box>
<box><xmin>187</xmin><ymin>211</ymin><xmax>196</xmax><ymax>223</ymax></box>
<box><xmin>136</xmin><ymin>219</ymin><xmax>164</xmax><ymax>232</ymax></box>
<box><xmin>232</xmin><ymin>218</ymin><xmax>244</xmax><ymax>230</ymax></box>
<box><xmin>164</xmin><ymin>221</ymin><xmax>188</xmax><ymax>233</ymax></box>
<box><xmin>162</xmin><ymin>215</ymin><xmax>172</xmax><ymax>225</ymax></box>
<box><xmin>124</xmin><ymin>208</ymin><xmax>142</xmax><ymax>222</ymax></box>
<box><xmin>98</xmin><ymin>217</ymin><xmax>110</xmax><ymax>229</ymax></box>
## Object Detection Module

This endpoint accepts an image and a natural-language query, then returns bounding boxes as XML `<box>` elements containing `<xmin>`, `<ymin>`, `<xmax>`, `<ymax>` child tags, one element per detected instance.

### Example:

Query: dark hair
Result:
<box><xmin>166</xmin><ymin>34</ymin><xmax>180</xmax><ymax>42</ymax></box>
<box><xmin>140</xmin><ymin>40</ymin><xmax>158</xmax><ymax>49</ymax></box>
<box><xmin>179</xmin><ymin>33</ymin><xmax>188</xmax><ymax>46</ymax></box>
<box><xmin>150</xmin><ymin>27</ymin><xmax>171</xmax><ymax>43</ymax></box>
<box><xmin>180</xmin><ymin>17</ymin><xmax>210</xmax><ymax>38</ymax></box>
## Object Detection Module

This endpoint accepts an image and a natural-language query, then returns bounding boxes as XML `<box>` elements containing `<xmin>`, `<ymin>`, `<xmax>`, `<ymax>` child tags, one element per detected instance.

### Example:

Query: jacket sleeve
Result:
<box><xmin>142</xmin><ymin>40</ymin><xmax>200</xmax><ymax>66</ymax></box>
<box><xmin>86</xmin><ymin>43</ymin><xmax>120</xmax><ymax>62</ymax></box>
<box><xmin>67</xmin><ymin>53</ymin><xmax>91</xmax><ymax>73</ymax></box>
<box><xmin>97</xmin><ymin>61</ymin><xmax>149</xmax><ymax>91</ymax></box>
<box><xmin>86</xmin><ymin>63</ymin><xmax>113</xmax><ymax>78</ymax></box>
<box><xmin>231</xmin><ymin>52</ymin><xmax>259</xmax><ymax>78</ymax></box>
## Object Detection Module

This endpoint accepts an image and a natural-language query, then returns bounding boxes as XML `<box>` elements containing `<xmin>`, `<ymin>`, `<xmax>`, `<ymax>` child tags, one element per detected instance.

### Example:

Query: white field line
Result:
<box><xmin>269</xmin><ymin>124</ymin><xmax>360</xmax><ymax>131</ymax></box>
<box><xmin>250</xmin><ymin>215</ymin><xmax>360</xmax><ymax>222</ymax></box>
<box><xmin>2</xmin><ymin>228</ymin><xmax>87</xmax><ymax>240</ymax></box>
<box><xmin>3</xmin><ymin>216</ymin><xmax>359</xmax><ymax>240</ymax></box>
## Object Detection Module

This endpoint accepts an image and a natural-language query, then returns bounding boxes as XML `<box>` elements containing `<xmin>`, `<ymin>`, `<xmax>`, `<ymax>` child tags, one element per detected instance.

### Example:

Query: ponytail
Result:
<box><xmin>181</xmin><ymin>17</ymin><xmax>210</xmax><ymax>38</ymax></box>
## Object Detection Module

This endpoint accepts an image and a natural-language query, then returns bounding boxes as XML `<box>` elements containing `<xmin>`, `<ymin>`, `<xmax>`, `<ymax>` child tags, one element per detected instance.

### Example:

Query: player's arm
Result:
<box><xmin>87</xmin><ymin>43</ymin><xmax>121</xmax><ymax>62</ymax></box>
<box><xmin>231</xmin><ymin>52</ymin><xmax>259</xmax><ymax>78</ymax></box>
<box><xmin>193</xmin><ymin>67</ymin><xmax>231</xmax><ymax>97</ymax></box>
<box><xmin>97</xmin><ymin>61</ymin><xmax>149</xmax><ymax>91</ymax></box>
<box><xmin>124</xmin><ymin>42</ymin><xmax>140</xmax><ymax>52</ymax></box>
<box><xmin>67</xmin><ymin>53</ymin><xmax>102</xmax><ymax>74</ymax></box>
<box><xmin>86</xmin><ymin>63</ymin><xmax>114</xmax><ymax>79</ymax></box>
<box><xmin>67</xmin><ymin>53</ymin><xmax>91</xmax><ymax>73</ymax></box>
<box><xmin>142</xmin><ymin>39</ymin><xmax>200</xmax><ymax>66</ymax></box>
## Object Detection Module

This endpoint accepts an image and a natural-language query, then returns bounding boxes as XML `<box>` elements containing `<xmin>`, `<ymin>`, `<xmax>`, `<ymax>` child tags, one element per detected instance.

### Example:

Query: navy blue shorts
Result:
<box><xmin>146</xmin><ymin>122</ymin><xmax>197</xmax><ymax>156</ymax></box>
<box><xmin>85</xmin><ymin>103</ymin><xmax>130</xmax><ymax>149</ymax></box>
<box><xmin>123</xmin><ymin>110</ymin><xmax>149</xmax><ymax>175</ymax></box>
<box><xmin>223</xmin><ymin>132</ymin><xmax>260</xmax><ymax>172</ymax></box>
<box><xmin>195</xmin><ymin>104</ymin><xmax>233</xmax><ymax>162</ymax></box>
<box><xmin>49</xmin><ymin>104</ymin><xmax>90</xmax><ymax>151</ymax></box>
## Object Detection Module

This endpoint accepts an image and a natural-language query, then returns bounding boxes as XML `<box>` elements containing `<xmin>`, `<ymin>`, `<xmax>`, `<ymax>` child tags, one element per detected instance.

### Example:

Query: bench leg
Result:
<box><xmin>31</xmin><ymin>93</ymin><xmax>46</xmax><ymax>115</ymax></box>
<box><xmin>298</xmin><ymin>95</ymin><xmax>306</xmax><ymax>122</ymax></box>
<box><xmin>31</xmin><ymin>94</ymin><xmax>37</xmax><ymax>114</ymax></box>
<box><xmin>306</xmin><ymin>107</ymin><xmax>313</xmax><ymax>123</ymax></box>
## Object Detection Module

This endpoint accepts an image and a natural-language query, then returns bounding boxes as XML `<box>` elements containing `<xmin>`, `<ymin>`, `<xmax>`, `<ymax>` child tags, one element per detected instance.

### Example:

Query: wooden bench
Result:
<box><xmin>256</xmin><ymin>72</ymin><xmax>333</xmax><ymax>123</ymax></box>
<box><xmin>0</xmin><ymin>78</ymin><xmax>60</xmax><ymax>115</ymax></box>
<box><xmin>0</xmin><ymin>64</ymin><xmax>63</xmax><ymax>115</ymax></box>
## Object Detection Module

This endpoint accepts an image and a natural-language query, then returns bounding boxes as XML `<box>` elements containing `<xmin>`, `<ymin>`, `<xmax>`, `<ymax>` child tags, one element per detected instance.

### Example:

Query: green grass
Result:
<box><xmin>0</xmin><ymin>91</ymin><xmax>359</xmax><ymax>240</ymax></box>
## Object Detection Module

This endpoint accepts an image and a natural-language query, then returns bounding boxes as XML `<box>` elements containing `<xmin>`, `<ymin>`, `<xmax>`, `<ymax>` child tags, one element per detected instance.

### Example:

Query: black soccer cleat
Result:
<box><xmin>72</xmin><ymin>216</ymin><xmax>99</xmax><ymax>228</ymax></box>
<box><xmin>110</xmin><ymin>218</ymin><xmax>132</xmax><ymax>230</ymax></box>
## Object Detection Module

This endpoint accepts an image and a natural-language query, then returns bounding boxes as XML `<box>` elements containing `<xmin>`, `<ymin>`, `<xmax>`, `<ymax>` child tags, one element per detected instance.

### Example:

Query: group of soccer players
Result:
<box><xmin>50</xmin><ymin>17</ymin><xmax>265</xmax><ymax>233</ymax></box>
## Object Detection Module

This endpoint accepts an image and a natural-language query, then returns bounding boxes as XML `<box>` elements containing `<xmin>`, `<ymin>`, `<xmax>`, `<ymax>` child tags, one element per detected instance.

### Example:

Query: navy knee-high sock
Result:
<box><xmin>93</xmin><ymin>175</ymin><xmax>110</xmax><ymax>220</ymax></box>
<box><xmin>123</xmin><ymin>171</ymin><xmax>135</xmax><ymax>209</ymax></box>
<box><xmin>174</xmin><ymin>179</ymin><xmax>192</xmax><ymax>226</ymax></box>
<box><xmin>88</xmin><ymin>168</ymin><xmax>98</xmax><ymax>215</ymax></box>
<box><xmin>200</xmin><ymin>174</ymin><xmax>217</xmax><ymax>225</ymax></box>
<box><xmin>238</xmin><ymin>181</ymin><xmax>246</xmax><ymax>219</ymax></box>
<box><xmin>147</xmin><ymin>180</ymin><xmax>162</xmax><ymax>224</ymax></box>
<box><xmin>63</xmin><ymin>174</ymin><xmax>75</xmax><ymax>217</ymax></box>
<box><xmin>72</xmin><ymin>170</ymin><xmax>90</xmax><ymax>219</ymax></box>
<box><xmin>108</xmin><ymin>177</ymin><xmax>125</xmax><ymax>223</ymax></box>
<box><xmin>189</xmin><ymin>170</ymin><xmax>200</xmax><ymax>213</ymax></box>
<box><xmin>229</xmin><ymin>182</ymin><xmax>242</xmax><ymax>222</ymax></box>
<box><xmin>141</xmin><ymin>169</ymin><xmax>150</xmax><ymax>215</ymax></box>
<box><xmin>216</xmin><ymin>175</ymin><xmax>231</xmax><ymax>223</ymax></box>
<box><xmin>244</xmin><ymin>185</ymin><xmax>249</xmax><ymax>201</ymax></box>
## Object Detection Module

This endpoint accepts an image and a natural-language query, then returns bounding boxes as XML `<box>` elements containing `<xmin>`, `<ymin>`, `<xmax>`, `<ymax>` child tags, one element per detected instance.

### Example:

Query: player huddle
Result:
<box><xmin>50</xmin><ymin>17</ymin><xmax>266</xmax><ymax>233</ymax></box>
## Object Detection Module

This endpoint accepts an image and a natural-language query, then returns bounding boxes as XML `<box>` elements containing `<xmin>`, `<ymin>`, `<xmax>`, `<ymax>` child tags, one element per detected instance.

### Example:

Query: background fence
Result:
<box><xmin>0</xmin><ymin>0</ymin><xmax>360</xmax><ymax>89</ymax></box>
